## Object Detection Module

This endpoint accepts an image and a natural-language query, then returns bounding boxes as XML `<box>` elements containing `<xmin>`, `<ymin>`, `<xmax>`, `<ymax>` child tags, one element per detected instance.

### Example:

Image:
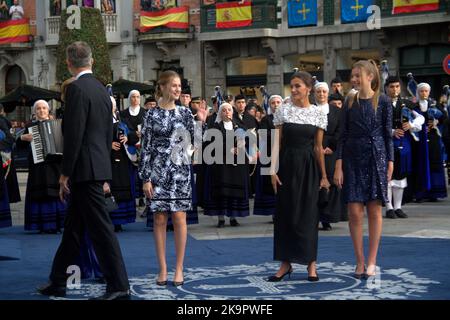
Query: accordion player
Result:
<box><xmin>28</xmin><ymin>119</ymin><xmax>63</xmax><ymax>164</ymax></box>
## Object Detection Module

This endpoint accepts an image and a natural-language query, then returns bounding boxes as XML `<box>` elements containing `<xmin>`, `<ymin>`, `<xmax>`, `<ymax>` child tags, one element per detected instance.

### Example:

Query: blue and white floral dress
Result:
<box><xmin>139</xmin><ymin>106</ymin><xmax>197</xmax><ymax>213</ymax></box>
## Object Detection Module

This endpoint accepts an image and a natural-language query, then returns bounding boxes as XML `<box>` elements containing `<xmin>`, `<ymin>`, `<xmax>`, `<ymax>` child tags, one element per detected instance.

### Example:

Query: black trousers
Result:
<box><xmin>49</xmin><ymin>182</ymin><xmax>129</xmax><ymax>292</ymax></box>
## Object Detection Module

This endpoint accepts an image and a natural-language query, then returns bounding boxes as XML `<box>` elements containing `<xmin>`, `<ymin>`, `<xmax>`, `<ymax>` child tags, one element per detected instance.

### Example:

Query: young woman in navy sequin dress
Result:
<box><xmin>334</xmin><ymin>60</ymin><xmax>394</xmax><ymax>279</ymax></box>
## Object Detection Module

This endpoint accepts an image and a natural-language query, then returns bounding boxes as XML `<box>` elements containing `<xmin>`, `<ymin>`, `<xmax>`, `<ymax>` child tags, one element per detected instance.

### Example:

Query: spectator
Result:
<box><xmin>52</xmin><ymin>0</ymin><xmax>61</xmax><ymax>16</ymax></box>
<box><xmin>9</xmin><ymin>0</ymin><xmax>24</xmax><ymax>20</ymax></box>
<box><xmin>83</xmin><ymin>0</ymin><xmax>94</xmax><ymax>7</ymax></box>
<box><xmin>102</xmin><ymin>0</ymin><xmax>114</xmax><ymax>14</ymax></box>
<box><xmin>0</xmin><ymin>1</ymin><xmax>9</xmax><ymax>20</ymax></box>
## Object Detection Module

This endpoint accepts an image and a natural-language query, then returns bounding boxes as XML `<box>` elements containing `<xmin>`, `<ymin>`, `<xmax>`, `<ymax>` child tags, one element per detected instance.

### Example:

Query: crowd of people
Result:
<box><xmin>0</xmin><ymin>0</ymin><xmax>23</xmax><ymax>21</ymax></box>
<box><xmin>0</xmin><ymin>40</ymin><xmax>448</xmax><ymax>299</ymax></box>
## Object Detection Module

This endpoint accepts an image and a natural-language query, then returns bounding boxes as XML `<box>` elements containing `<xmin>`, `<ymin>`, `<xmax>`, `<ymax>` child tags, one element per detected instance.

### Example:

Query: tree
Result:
<box><xmin>56</xmin><ymin>7</ymin><xmax>112</xmax><ymax>85</ymax></box>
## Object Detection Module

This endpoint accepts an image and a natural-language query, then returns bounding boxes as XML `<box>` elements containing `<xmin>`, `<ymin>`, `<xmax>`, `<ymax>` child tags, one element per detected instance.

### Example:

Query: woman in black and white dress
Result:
<box><xmin>269</xmin><ymin>72</ymin><xmax>330</xmax><ymax>282</ymax></box>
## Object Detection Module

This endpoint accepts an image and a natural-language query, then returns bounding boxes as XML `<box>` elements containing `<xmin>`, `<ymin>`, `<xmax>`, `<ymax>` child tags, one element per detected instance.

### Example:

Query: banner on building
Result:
<box><xmin>140</xmin><ymin>6</ymin><xmax>189</xmax><ymax>32</ymax></box>
<box><xmin>216</xmin><ymin>1</ymin><xmax>252</xmax><ymax>29</ymax></box>
<box><xmin>392</xmin><ymin>0</ymin><xmax>439</xmax><ymax>14</ymax></box>
<box><xmin>341</xmin><ymin>0</ymin><xmax>373</xmax><ymax>23</ymax></box>
<box><xmin>287</xmin><ymin>0</ymin><xmax>318</xmax><ymax>27</ymax></box>
<box><xmin>0</xmin><ymin>19</ymin><xmax>31</xmax><ymax>45</ymax></box>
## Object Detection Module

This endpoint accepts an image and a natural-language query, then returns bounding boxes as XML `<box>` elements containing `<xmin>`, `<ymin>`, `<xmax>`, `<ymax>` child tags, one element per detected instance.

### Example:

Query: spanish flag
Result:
<box><xmin>393</xmin><ymin>0</ymin><xmax>439</xmax><ymax>14</ymax></box>
<box><xmin>0</xmin><ymin>19</ymin><xmax>31</xmax><ymax>45</ymax></box>
<box><xmin>216</xmin><ymin>1</ymin><xmax>252</xmax><ymax>29</ymax></box>
<box><xmin>140</xmin><ymin>6</ymin><xmax>189</xmax><ymax>32</ymax></box>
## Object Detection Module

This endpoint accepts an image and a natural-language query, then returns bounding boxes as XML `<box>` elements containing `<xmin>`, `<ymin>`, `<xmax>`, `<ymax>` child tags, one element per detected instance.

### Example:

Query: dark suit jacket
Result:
<box><xmin>62</xmin><ymin>73</ymin><xmax>113</xmax><ymax>183</ymax></box>
<box><xmin>233</xmin><ymin>111</ymin><xmax>258</xmax><ymax>131</ymax></box>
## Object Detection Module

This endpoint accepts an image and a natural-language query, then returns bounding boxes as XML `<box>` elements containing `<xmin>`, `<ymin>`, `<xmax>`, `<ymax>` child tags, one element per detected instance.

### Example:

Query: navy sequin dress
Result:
<box><xmin>337</xmin><ymin>95</ymin><xmax>394</xmax><ymax>204</ymax></box>
<box><xmin>139</xmin><ymin>106</ymin><xmax>197</xmax><ymax>213</ymax></box>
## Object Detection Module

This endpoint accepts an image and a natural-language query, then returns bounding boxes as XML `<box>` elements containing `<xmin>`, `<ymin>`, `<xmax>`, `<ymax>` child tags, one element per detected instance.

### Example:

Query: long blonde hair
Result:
<box><xmin>348</xmin><ymin>59</ymin><xmax>381</xmax><ymax>110</ymax></box>
<box><xmin>155</xmin><ymin>70</ymin><xmax>180</xmax><ymax>99</ymax></box>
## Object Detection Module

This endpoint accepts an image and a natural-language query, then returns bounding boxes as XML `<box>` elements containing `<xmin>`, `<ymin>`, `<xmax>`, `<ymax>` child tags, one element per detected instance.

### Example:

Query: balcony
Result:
<box><xmin>199</xmin><ymin>0</ymin><xmax>278</xmax><ymax>41</ymax></box>
<box><xmin>45</xmin><ymin>13</ymin><xmax>120</xmax><ymax>46</ymax></box>
<box><xmin>137</xmin><ymin>7</ymin><xmax>192</xmax><ymax>43</ymax></box>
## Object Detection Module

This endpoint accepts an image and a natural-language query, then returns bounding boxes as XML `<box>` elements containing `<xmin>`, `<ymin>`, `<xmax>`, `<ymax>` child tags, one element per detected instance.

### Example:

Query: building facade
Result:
<box><xmin>0</xmin><ymin>0</ymin><xmax>449</xmax><ymax>122</ymax></box>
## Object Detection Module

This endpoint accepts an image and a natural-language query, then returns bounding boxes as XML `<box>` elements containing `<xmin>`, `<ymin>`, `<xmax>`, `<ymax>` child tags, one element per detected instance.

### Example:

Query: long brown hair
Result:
<box><xmin>155</xmin><ymin>70</ymin><xmax>180</xmax><ymax>99</ymax></box>
<box><xmin>348</xmin><ymin>59</ymin><xmax>381</xmax><ymax>110</ymax></box>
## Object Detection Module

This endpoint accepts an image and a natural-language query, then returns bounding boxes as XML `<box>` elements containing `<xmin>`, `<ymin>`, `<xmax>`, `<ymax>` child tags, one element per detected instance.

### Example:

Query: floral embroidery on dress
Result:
<box><xmin>273</xmin><ymin>102</ymin><xmax>328</xmax><ymax>130</ymax></box>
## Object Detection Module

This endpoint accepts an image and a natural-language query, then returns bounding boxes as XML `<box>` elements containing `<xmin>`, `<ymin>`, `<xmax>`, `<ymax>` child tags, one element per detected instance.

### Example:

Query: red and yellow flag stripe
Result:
<box><xmin>140</xmin><ymin>7</ymin><xmax>189</xmax><ymax>32</ymax></box>
<box><xmin>0</xmin><ymin>19</ymin><xmax>31</xmax><ymax>45</ymax></box>
<box><xmin>393</xmin><ymin>0</ymin><xmax>439</xmax><ymax>14</ymax></box>
<box><xmin>216</xmin><ymin>1</ymin><xmax>252</xmax><ymax>29</ymax></box>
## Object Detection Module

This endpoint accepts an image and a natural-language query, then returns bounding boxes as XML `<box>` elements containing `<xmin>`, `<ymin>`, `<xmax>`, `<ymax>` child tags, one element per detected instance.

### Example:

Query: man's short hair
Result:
<box><xmin>234</xmin><ymin>94</ymin><xmax>246</xmax><ymax>102</ymax></box>
<box><xmin>66</xmin><ymin>41</ymin><xmax>93</xmax><ymax>69</ymax></box>
<box><xmin>331</xmin><ymin>77</ymin><xmax>343</xmax><ymax>85</ymax></box>
<box><xmin>145</xmin><ymin>97</ymin><xmax>157</xmax><ymax>104</ymax></box>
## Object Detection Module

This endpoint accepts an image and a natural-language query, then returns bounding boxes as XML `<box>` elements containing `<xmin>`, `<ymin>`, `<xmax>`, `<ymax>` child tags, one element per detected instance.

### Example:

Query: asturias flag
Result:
<box><xmin>392</xmin><ymin>0</ymin><xmax>439</xmax><ymax>14</ymax></box>
<box><xmin>287</xmin><ymin>0</ymin><xmax>318</xmax><ymax>27</ymax></box>
<box><xmin>140</xmin><ymin>6</ymin><xmax>189</xmax><ymax>32</ymax></box>
<box><xmin>216</xmin><ymin>1</ymin><xmax>252</xmax><ymax>29</ymax></box>
<box><xmin>341</xmin><ymin>0</ymin><xmax>373</xmax><ymax>23</ymax></box>
<box><xmin>0</xmin><ymin>19</ymin><xmax>31</xmax><ymax>45</ymax></box>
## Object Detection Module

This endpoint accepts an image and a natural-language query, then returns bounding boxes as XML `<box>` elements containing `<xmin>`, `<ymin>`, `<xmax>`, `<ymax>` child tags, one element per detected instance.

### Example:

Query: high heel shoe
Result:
<box><xmin>173</xmin><ymin>281</ymin><xmax>184</xmax><ymax>287</ymax></box>
<box><xmin>156</xmin><ymin>280</ymin><xmax>167</xmax><ymax>286</ymax></box>
<box><xmin>353</xmin><ymin>266</ymin><xmax>366</xmax><ymax>280</ymax></box>
<box><xmin>156</xmin><ymin>274</ymin><xmax>168</xmax><ymax>286</ymax></box>
<box><xmin>267</xmin><ymin>266</ymin><xmax>293</xmax><ymax>282</ymax></box>
<box><xmin>366</xmin><ymin>265</ymin><xmax>377</xmax><ymax>278</ymax></box>
<box><xmin>307</xmin><ymin>266</ymin><xmax>319</xmax><ymax>282</ymax></box>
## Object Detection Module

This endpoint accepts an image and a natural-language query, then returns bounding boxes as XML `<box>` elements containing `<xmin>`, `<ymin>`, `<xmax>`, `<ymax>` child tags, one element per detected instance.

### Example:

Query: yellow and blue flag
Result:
<box><xmin>287</xmin><ymin>0</ymin><xmax>317</xmax><ymax>27</ymax></box>
<box><xmin>341</xmin><ymin>0</ymin><xmax>373</xmax><ymax>23</ymax></box>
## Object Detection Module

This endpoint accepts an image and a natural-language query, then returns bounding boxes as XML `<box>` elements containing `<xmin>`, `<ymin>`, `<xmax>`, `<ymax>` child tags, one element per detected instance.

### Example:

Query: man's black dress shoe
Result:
<box><xmin>217</xmin><ymin>220</ymin><xmax>225</xmax><ymax>228</ymax></box>
<box><xmin>320</xmin><ymin>222</ymin><xmax>332</xmax><ymax>231</ymax></box>
<box><xmin>394</xmin><ymin>209</ymin><xmax>408</xmax><ymax>219</ymax></box>
<box><xmin>230</xmin><ymin>219</ymin><xmax>240</xmax><ymax>227</ymax></box>
<box><xmin>89</xmin><ymin>290</ymin><xmax>131</xmax><ymax>300</ymax></box>
<box><xmin>385</xmin><ymin>209</ymin><xmax>396</xmax><ymax>219</ymax></box>
<box><xmin>37</xmin><ymin>283</ymin><xmax>66</xmax><ymax>297</ymax></box>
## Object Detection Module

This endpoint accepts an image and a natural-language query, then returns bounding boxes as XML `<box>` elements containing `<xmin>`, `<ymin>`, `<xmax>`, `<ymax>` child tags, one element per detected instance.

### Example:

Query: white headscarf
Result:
<box><xmin>267</xmin><ymin>95</ymin><xmax>283</xmax><ymax>115</ymax></box>
<box><xmin>32</xmin><ymin>100</ymin><xmax>50</xmax><ymax>115</ymax></box>
<box><xmin>416</xmin><ymin>83</ymin><xmax>431</xmax><ymax>99</ymax></box>
<box><xmin>215</xmin><ymin>103</ymin><xmax>234</xmax><ymax>123</ymax></box>
<box><xmin>314</xmin><ymin>82</ymin><xmax>329</xmax><ymax>92</ymax></box>
<box><xmin>128</xmin><ymin>90</ymin><xmax>141</xmax><ymax>106</ymax></box>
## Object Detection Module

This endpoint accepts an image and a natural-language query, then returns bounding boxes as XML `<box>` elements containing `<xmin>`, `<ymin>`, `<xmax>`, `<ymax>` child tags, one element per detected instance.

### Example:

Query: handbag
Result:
<box><xmin>105</xmin><ymin>194</ymin><xmax>119</xmax><ymax>212</ymax></box>
<box><xmin>318</xmin><ymin>187</ymin><xmax>329</xmax><ymax>208</ymax></box>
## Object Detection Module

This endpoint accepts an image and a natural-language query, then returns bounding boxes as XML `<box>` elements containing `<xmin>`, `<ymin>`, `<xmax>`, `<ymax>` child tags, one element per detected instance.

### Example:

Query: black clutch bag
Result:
<box><xmin>105</xmin><ymin>194</ymin><xmax>119</xmax><ymax>212</ymax></box>
<box><xmin>318</xmin><ymin>188</ymin><xmax>329</xmax><ymax>208</ymax></box>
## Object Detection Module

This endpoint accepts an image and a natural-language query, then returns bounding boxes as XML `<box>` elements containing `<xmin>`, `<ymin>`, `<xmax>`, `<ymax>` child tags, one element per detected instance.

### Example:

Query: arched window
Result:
<box><xmin>5</xmin><ymin>65</ymin><xmax>25</xmax><ymax>94</ymax></box>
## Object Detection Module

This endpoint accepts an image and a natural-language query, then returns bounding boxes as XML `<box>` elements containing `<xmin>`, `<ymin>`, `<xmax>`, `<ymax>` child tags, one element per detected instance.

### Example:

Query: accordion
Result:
<box><xmin>28</xmin><ymin>119</ymin><xmax>63</xmax><ymax>164</ymax></box>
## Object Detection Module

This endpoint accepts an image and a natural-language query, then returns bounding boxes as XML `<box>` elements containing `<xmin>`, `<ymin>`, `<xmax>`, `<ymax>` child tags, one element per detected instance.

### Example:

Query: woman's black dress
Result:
<box><xmin>273</xmin><ymin>103</ymin><xmax>327</xmax><ymax>265</ymax></box>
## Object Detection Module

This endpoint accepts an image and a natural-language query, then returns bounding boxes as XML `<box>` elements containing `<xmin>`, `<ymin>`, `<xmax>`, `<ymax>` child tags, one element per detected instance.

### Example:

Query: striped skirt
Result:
<box><xmin>24</xmin><ymin>194</ymin><xmax>67</xmax><ymax>232</ymax></box>
<box><xmin>0</xmin><ymin>182</ymin><xmax>11</xmax><ymax>228</ymax></box>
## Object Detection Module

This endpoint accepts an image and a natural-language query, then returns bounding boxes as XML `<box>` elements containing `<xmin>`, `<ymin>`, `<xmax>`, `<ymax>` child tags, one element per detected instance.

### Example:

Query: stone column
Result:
<box><xmin>323</xmin><ymin>37</ymin><xmax>337</xmax><ymax>85</ymax></box>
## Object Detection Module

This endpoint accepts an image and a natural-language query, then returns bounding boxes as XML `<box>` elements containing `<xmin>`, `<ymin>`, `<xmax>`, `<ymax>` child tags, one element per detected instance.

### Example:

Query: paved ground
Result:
<box><xmin>10</xmin><ymin>172</ymin><xmax>450</xmax><ymax>240</ymax></box>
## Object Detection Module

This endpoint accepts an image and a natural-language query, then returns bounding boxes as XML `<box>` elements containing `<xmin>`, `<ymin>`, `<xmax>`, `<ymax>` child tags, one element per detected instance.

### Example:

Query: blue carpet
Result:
<box><xmin>0</xmin><ymin>223</ymin><xmax>449</xmax><ymax>300</ymax></box>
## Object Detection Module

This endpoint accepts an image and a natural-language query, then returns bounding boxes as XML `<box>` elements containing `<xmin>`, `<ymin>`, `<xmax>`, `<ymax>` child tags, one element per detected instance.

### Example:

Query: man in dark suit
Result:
<box><xmin>232</xmin><ymin>94</ymin><xmax>258</xmax><ymax>130</ymax></box>
<box><xmin>38</xmin><ymin>41</ymin><xmax>130</xmax><ymax>300</ymax></box>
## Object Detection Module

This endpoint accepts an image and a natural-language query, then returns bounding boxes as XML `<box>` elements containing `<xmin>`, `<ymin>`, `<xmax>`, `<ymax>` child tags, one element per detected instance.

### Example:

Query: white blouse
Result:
<box><xmin>273</xmin><ymin>102</ymin><xmax>328</xmax><ymax>130</ymax></box>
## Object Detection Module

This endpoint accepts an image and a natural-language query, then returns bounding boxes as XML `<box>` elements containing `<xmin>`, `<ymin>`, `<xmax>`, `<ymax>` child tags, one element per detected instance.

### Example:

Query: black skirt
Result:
<box><xmin>274</xmin><ymin>123</ymin><xmax>320</xmax><ymax>265</ymax></box>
